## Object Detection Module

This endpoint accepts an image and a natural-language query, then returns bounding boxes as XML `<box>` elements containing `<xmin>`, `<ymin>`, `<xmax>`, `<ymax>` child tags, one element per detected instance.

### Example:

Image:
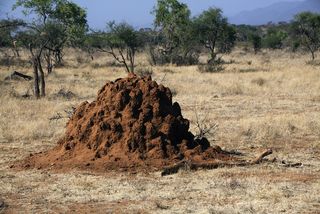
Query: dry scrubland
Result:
<box><xmin>0</xmin><ymin>49</ymin><xmax>320</xmax><ymax>213</ymax></box>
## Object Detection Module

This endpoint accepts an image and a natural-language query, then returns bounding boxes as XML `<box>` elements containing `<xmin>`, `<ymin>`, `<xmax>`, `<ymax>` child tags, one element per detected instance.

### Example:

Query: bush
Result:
<box><xmin>198</xmin><ymin>64</ymin><xmax>225</xmax><ymax>73</ymax></box>
<box><xmin>135</xmin><ymin>67</ymin><xmax>153</xmax><ymax>77</ymax></box>
<box><xmin>263</xmin><ymin>30</ymin><xmax>287</xmax><ymax>49</ymax></box>
<box><xmin>148</xmin><ymin>48</ymin><xmax>199</xmax><ymax>66</ymax></box>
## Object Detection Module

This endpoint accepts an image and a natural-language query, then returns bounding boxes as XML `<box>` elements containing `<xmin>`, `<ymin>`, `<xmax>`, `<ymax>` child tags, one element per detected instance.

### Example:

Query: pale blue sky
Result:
<box><xmin>0</xmin><ymin>0</ymin><xmax>305</xmax><ymax>28</ymax></box>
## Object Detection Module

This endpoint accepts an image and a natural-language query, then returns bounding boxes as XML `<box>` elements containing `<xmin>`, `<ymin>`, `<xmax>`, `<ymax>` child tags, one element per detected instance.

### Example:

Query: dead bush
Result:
<box><xmin>251</xmin><ymin>78</ymin><xmax>266</xmax><ymax>86</ymax></box>
<box><xmin>193</xmin><ymin>107</ymin><xmax>218</xmax><ymax>141</ymax></box>
<box><xmin>198</xmin><ymin>64</ymin><xmax>224</xmax><ymax>73</ymax></box>
<box><xmin>135</xmin><ymin>67</ymin><xmax>153</xmax><ymax>77</ymax></box>
<box><xmin>50</xmin><ymin>88</ymin><xmax>76</xmax><ymax>100</ymax></box>
<box><xmin>198</xmin><ymin>58</ymin><xmax>225</xmax><ymax>73</ymax></box>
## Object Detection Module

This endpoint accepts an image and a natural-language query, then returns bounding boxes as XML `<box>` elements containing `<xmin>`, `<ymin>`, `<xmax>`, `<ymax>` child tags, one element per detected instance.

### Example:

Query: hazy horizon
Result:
<box><xmin>0</xmin><ymin>0</ymin><xmax>308</xmax><ymax>28</ymax></box>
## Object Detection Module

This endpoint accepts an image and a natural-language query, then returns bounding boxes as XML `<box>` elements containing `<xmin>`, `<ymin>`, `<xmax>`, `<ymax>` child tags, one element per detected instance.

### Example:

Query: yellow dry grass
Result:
<box><xmin>0</xmin><ymin>48</ymin><xmax>319</xmax><ymax>213</ymax></box>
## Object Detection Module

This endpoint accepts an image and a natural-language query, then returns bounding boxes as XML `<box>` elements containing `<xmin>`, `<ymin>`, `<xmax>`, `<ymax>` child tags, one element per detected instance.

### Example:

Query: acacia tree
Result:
<box><xmin>193</xmin><ymin>8</ymin><xmax>236</xmax><ymax>64</ymax></box>
<box><xmin>14</xmin><ymin>0</ymin><xmax>87</xmax><ymax>98</ymax></box>
<box><xmin>90</xmin><ymin>22</ymin><xmax>142</xmax><ymax>74</ymax></box>
<box><xmin>292</xmin><ymin>12</ymin><xmax>320</xmax><ymax>60</ymax></box>
<box><xmin>152</xmin><ymin>0</ymin><xmax>198</xmax><ymax>65</ymax></box>
<box><xmin>53</xmin><ymin>0</ymin><xmax>88</xmax><ymax>64</ymax></box>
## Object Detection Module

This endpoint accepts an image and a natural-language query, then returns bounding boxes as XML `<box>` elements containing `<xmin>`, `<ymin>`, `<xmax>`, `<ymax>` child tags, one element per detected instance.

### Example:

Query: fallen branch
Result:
<box><xmin>252</xmin><ymin>149</ymin><xmax>273</xmax><ymax>164</ymax></box>
<box><xmin>161</xmin><ymin>160</ymin><xmax>248</xmax><ymax>176</ymax></box>
<box><xmin>279</xmin><ymin>160</ymin><xmax>303</xmax><ymax>168</ymax></box>
<box><xmin>4</xmin><ymin>71</ymin><xmax>33</xmax><ymax>81</ymax></box>
<box><xmin>161</xmin><ymin>149</ymin><xmax>274</xmax><ymax>176</ymax></box>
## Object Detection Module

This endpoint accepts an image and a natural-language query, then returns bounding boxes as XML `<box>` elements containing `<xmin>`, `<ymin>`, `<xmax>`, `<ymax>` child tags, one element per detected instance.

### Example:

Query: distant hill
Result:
<box><xmin>229</xmin><ymin>0</ymin><xmax>320</xmax><ymax>25</ymax></box>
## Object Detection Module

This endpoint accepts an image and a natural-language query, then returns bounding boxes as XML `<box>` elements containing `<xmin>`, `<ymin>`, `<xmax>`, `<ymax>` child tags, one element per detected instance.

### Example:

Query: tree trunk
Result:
<box><xmin>207</xmin><ymin>42</ymin><xmax>217</xmax><ymax>64</ymax></box>
<box><xmin>15</xmin><ymin>48</ymin><xmax>20</xmax><ymax>57</ymax></box>
<box><xmin>311</xmin><ymin>51</ymin><xmax>315</xmax><ymax>61</ymax></box>
<box><xmin>208</xmin><ymin>50</ymin><xmax>217</xmax><ymax>64</ymax></box>
<box><xmin>12</xmin><ymin>48</ymin><xmax>20</xmax><ymax>57</ymax></box>
<box><xmin>129</xmin><ymin>49</ymin><xmax>135</xmax><ymax>73</ymax></box>
<box><xmin>45</xmin><ymin>50</ymin><xmax>53</xmax><ymax>74</ymax></box>
<box><xmin>37</xmin><ymin>56</ymin><xmax>46</xmax><ymax>97</ymax></box>
<box><xmin>55</xmin><ymin>49</ymin><xmax>63</xmax><ymax>66</ymax></box>
<box><xmin>32</xmin><ymin>57</ymin><xmax>40</xmax><ymax>99</ymax></box>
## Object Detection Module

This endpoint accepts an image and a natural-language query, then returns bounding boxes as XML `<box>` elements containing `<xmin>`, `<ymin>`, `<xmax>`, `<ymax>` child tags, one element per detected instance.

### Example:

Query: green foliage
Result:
<box><xmin>0</xmin><ymin>19</ymin><xmax>25</xmax><ymax>48</ymax></box>
<box><xmin>193</xmin><ymin>8</ymin><xmax>236</xmax><ymax>63</ymax></box>
<box><xmin>236</xmin><ymin>25</ymin><xmax>259</xmax><ymax>42</ymax></box>
<box><xmin>14</xmin><ymin>0</ymin><xmax>88</xmax><ymax>50</ymax></box>
<box><xmin>54</xmin><ymin>1</ymin><xmax>88</xmax><ymax>46</ymax></box>
<box><xmin>87</xmin><ymin>22</ymin><xmax>143</xmax><ymax>73</ymax></box>
<box><xmin>292</xmin><ymin>12</ymin><xmax>320</xmax><ymax>60</ymax></box>
<box><xmin>154</xmin><ymin>0</ymin><xmax>190</xmax><ymax>50</ymax></box>
<box><xmin>15</xmin><ymin>28</ymin><xmax>39</xmax><ymax>48</ymax></box>
<box><xmin>13</xmin><ymin>0</ymin><xmax>88</xmax><ymax>98</ymax></box>
<box><xmin>14</xmin><ymin>0</ymin><xmax>55</xmax><ymax>22</ymax></box>
<box><xmin>250</xmin><ymin>33</ymin><xmax>262</xmax><ymax>54</ymax></box>
<box><xmin>106</xmin><ymin>22</ymin><xmax>141</xmax><ymax>50</ymax></box>
<box><xmin>152</xmin><ymin>0</ymin><xmax>199</xmax><ymax>65</ymax></box>
<box><xmin>263</xmin><ymin>29</ymin><xmax>288</xmax><ymax>49</ymax></box>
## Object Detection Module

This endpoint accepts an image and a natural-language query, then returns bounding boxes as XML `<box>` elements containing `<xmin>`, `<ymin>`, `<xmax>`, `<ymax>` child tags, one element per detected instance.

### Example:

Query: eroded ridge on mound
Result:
<box><xmin>21</xmin><ymin>75</ymin><xmax>232</xmax><ymax>171</ymax></box>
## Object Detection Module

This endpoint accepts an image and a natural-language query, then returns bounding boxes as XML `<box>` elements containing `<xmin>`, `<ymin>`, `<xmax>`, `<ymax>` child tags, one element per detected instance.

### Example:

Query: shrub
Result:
<box><xmin>198</xmin><ymin>63</ymin><xmax>224</xmax><ymax>73</ymax></box>
<box><xmin>135</xmin><ymin>67</ymin><xmax>153</xmax><ymax>77</ymax></box>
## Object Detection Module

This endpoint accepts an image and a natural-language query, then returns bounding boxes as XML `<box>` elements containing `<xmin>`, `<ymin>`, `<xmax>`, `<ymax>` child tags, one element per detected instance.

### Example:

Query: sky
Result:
<box><xmin>0</xmin><ymin>0</ymin><xmax>305</xmax><ymax>29</ymax></box>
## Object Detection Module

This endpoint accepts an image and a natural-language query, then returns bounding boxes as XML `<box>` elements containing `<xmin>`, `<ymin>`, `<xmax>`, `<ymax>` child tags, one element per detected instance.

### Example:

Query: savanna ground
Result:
<box><xmin>0</xmin><ymin>49</ymin><xmax>320</xmax><ymax>213</ymax></box>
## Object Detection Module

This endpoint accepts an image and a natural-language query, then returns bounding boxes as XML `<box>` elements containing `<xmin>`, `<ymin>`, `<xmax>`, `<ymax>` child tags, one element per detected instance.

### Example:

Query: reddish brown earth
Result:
<box><xmin>18</xmin><ymin>75</ymin><xmax>234</xmax><ymax>172</ymax></box>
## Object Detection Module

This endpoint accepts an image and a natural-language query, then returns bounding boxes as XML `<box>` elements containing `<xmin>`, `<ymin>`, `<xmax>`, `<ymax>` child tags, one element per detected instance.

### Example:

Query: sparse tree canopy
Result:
<box><xmin>89</xmin><ymin>22</ymin><xmax>143</xmax><ymax>73</ymax></box>
<box><xmin>292</xmin><ymin>12</ymin><xmax>320</xmax><ymax>60</ymax></box>
<box><xmin>154</xmin><ymin>0</ymin><xmax>190</xmax><ymax>52</ymax></box>
<box><xmin>14</xmin><ymin>0</ymin><xmax>88</xmax><ymax>57</ymax></box>
<box><xmin>152</xmin><ymin>0</ymin><xmax>199</xmax><ymax>65</ymax></box>
<box><xmin>0</xmin><ymin>19</ymin><xmax>24</xmax><ymax>48</ymax></box>
<box><xmin>235</xmin><ymin>25</ymin><xmax>259</xmax><ymax>42</ymax></box>
<box><xmin>193</xmin><ymin>8</ymin><xmax>236</xmax><ymax>64</ymax></box>
<box><xmin>13</xmin><ymin>0</ymin><xmax>88</xmax><ymax>98</ymax></box>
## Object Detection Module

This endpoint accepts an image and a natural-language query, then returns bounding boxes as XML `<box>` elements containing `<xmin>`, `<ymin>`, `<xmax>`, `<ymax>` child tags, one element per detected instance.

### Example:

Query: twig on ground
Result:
<box><xmin>252</xmin><ymin>149</ymin><xmax>273</xmax><ymax>164</ymax></box>
<box><xmin>4</xmin><ymin>71</ymin><xmax>33</xmax><ymax>81</ymax></box>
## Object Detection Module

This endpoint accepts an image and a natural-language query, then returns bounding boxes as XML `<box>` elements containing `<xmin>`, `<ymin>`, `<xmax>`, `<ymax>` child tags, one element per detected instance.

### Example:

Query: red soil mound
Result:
<box><xmin>20</xmin><ymin>75</ymin><xmax>233</xmax><ymax>172</ymax></box>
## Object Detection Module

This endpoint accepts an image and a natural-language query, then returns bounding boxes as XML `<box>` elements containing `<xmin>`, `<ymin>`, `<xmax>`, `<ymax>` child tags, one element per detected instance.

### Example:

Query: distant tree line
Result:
<box><xmin>235</xmin><ymin>11</ymin><xmax>320</xmax><ymax>60</ymax></box>
<box><xmin>0</xmin><ymin>0</ymin><xmax>320</xmax><ymax>98</ymax></box>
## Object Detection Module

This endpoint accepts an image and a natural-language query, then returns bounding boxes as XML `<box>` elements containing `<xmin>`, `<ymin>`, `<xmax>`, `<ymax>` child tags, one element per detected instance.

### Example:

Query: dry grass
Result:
<box><xmin>0</xmin><ymin>48</ymin><xmax>320</xmax><ymax>213</ymax></box>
